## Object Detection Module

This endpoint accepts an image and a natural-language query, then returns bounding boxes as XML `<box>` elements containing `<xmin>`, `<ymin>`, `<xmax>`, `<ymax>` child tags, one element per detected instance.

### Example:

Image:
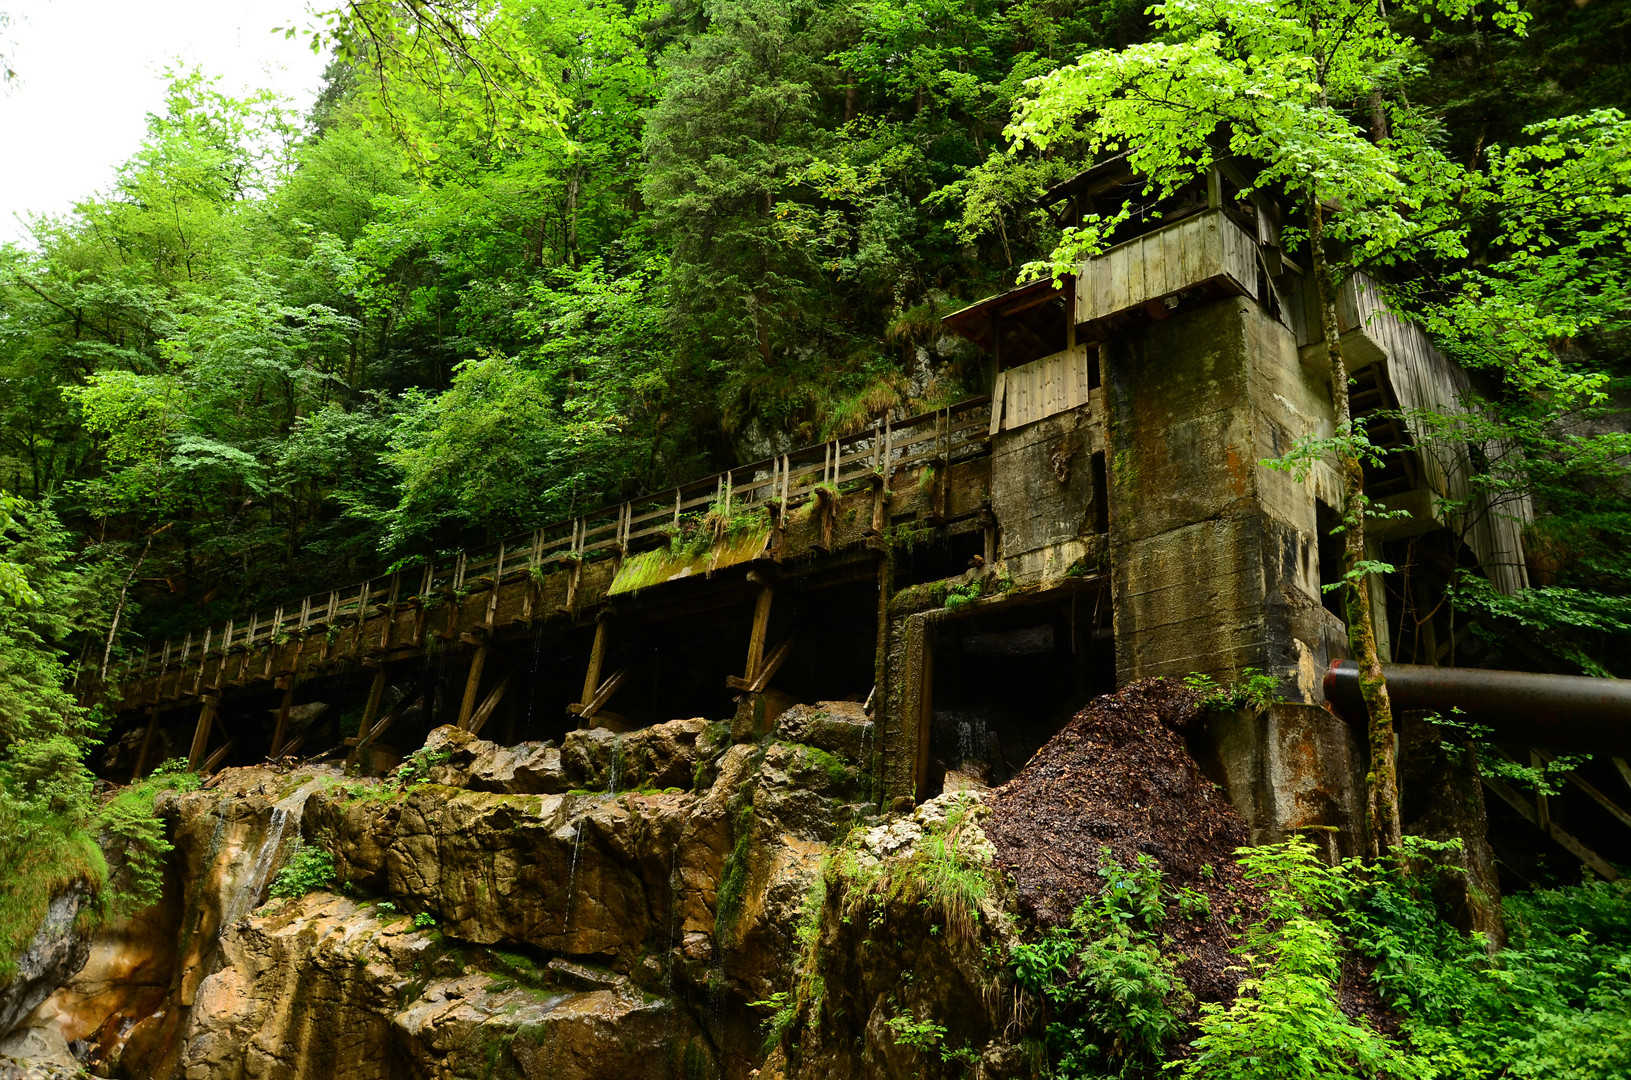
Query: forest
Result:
<box><xmin>0</xmin><ymin>0</ymin><xmax>1629</xmax><ymax>1074</ymax></box>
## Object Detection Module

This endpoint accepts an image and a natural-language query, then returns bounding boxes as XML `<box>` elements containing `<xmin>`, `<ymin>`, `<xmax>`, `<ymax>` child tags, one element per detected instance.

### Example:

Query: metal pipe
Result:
<box><xmin>1325</xmin><ymin>661</ymin><xmax>1631</xmax><ymax>755</ymax></box>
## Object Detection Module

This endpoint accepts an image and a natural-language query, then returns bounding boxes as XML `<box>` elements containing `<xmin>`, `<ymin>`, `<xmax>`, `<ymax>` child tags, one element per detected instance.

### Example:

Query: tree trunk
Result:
<box><xmin>1309</xmin><ymin>196</ymin><xmax>1403</xmax><ymax>858</ymax></box>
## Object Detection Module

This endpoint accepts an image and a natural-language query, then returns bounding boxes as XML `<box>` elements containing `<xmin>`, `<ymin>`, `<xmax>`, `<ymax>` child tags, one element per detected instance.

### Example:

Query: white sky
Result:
<box><xmin>0</xmin><ymin>0</ymin><xmax>331</xmax><ymax>244</ymax></box>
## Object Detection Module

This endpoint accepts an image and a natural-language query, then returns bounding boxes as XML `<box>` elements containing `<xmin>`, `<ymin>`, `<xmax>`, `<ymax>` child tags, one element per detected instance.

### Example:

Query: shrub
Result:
<box><xmin>1011</xmin><ymin>849</ymin><xmax>1191</xmax><ymax>1079</ymax></box>
<box><xmin>269</xmin><ymin>843</ymin><xmax>335</xmax><ymax>899</ymax></box>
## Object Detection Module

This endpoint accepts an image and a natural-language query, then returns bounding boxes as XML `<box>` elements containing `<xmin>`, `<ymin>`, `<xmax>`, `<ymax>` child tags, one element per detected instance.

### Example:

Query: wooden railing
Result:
<box><xmin>111</xmin><ymin>396</ymin><xmax>993</xmax><ymax>688</ymax></box>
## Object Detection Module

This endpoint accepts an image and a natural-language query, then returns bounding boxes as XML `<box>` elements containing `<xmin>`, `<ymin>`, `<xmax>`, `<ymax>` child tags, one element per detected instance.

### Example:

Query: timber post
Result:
<box><xmin>131</xmin><ymin>705</ymin><xmax>161</xmax><ymax>782</ymax></box>
<box><xmin>187</xmin><ymin>693</ymin><xmax>219</xmax><ymax>773</ymax></box>
<box><xmin>358</xmin><ymin>665</ymin><xmax>388</xmax><ymax>743</ymax></box>
<box><xmin>269</xmin><ymin>677</ymin><xmax>296</xmax><ymax>759</ymax></box>
<box><xmin>579</xmin><ymin>613</ymin><xmax>610</xmax><ymax>717</ymax></box>
<box><xmin>456</xmin><ymin>633</ymin><xmax>491</xmax><ymax>731</ymax></box>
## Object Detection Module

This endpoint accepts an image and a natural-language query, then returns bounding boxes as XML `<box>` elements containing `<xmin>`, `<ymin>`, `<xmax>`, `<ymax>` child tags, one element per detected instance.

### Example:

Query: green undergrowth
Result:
<box><xmin>269</xmin><ymin>842</ymin><xmax>336</xmax><ymax>900</ymax></box>
<box><xmin>0</xmin><ymin>756</ymin><xmax>197</xmax><ymax>979</ymax></box>
<box><xmin>1184</xmin><ymin>667</ymin><xmax>1281</xmax><ymax>713</ymax></box>
<box><xmin>835</xmin><ymin>793</ymin><xmax>995</xmax><ymax>943</ymax></box>
<box><xmin>1012</xmin><ymin>849</ymin><xmax>1193</xmax><ymax>1079</ymax></box>
<box><xmin>766</xmin><ymin>818</ymin><xmax>1631</xmax><ymax>1080</ymax></box>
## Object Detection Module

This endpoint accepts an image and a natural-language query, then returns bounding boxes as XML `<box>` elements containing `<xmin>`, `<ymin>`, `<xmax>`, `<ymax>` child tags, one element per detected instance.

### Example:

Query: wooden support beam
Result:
<box><xmin>349</xmin><ymin>690</ymin><xmax>424</xmax><ymax>756</ymax></box>
<box><xmin>131</xmin><ymin>706</ymin><xmax>161</xmax><ymax>782</ymax></box>
<box><xmin>456</xmin><ymin>641</ymin><xmax>491</xmax><ymax>730</ymax></box>
<box><xmin>467</xmin><ymin>668</ymin><xmax>515</xmax><ymax>738</ymax></box>
<box><xmin>726</xmin><ymin>635</ymin><xmax>795</xmax><ymax>694</ymax></box>
<box><xmin>1534</xmin><ymin>750</ymin><xmax>1631</xmax><ymax>831</ymax></box>
<box><xmin>358</xmin><ymin>666</ymin><xmax>388</xmax><ymax>743</ymax></box>
<box><xmin>744</xmin><ymin>581</ymin><xmax>774</xmax><ymax>681</ymax></box>
<box><xmin>1614</xmin><ymin>757</ymin><xmax>1631</xmax><ymax>796</ymax></box>
<box><xmin>268</xmin><ymin>679</ymin><xmax>296</xmax><ymax>759</ymax></box>
<box><xmin>187</xmin><ymin>694</ymin><xmax>219</xmax><ymax>773</ymax></box>
<box><xmin>201</xmin><ymin>740</ymin><xmax>234</xmax><ymax>775</ymax></box>
<box><xmin>578</xmin><ymin>614</ymin><xmax>611</xmax><ymax>716</ymax></box>
<box><xmin>1483</xmin><ymin>775</ymin><xmax>1619</xmax><ymax>881</ymax></box>
<box><xmin>568</xmin><ymin>665</ymin><xmax>629</xmax><ymax>722</ymax></box>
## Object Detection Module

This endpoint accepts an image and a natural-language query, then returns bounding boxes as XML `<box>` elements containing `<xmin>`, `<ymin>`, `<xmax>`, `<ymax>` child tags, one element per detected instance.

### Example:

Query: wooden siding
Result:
<box><xmin>990</xmin><ymin>345</ymin><xmax>1095</xmax><ymax>433</ymax></box>
<box><xmin>1075</xmin><ymin>209</ymin><xmax>1259</xmax><ymax>325</ymax></box>
<box><xmin>1300</xmin><ymin>274</ymin><xmax>1532</xmax><ymax>594</ymax></box>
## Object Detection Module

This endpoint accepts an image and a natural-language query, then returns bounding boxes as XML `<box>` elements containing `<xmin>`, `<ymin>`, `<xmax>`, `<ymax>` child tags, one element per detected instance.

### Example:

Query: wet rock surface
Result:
<box><xmin>17</xmin><ymin>685</ymin><xmax>1265</xmax><ymax>1080</ymax></box>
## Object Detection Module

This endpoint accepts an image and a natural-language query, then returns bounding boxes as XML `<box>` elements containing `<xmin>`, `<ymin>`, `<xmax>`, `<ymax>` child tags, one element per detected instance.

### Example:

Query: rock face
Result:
<box><xmin>19</xmin><ymin>708</ymin><xmax>879</xmax><ymax>1079</ymax></box>
<box><xmin>0</xmin><ymin>888</ymin><xmax>94</xmax><ymax>1037</ymax></box>
<box><xmin>12</xmin><ymin>687</ymin><xmax>1275</xmax><ymax>1080</ymax></box>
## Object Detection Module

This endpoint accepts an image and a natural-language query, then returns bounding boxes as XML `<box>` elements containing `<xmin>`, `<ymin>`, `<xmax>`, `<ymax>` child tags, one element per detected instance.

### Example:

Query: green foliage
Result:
<box><xmin>1183</xmin><ymin>836</ymin><xmax>1427</xmax><ymax>1080</ymax></box>
<box><xmin>394</xmin><ymin>745</ymin><xmax>454</xmax><ymax>786</ymax></box>
<box><xmin>1183</xmin><ymin>668</ymin><xmax>1280</xmax><ymax>713</ymax></box>
<box><xmin>413</xmin><ymin>911</ymin><xmax>437</xmax><ymax>929</ymax></box>
<box><xmin>1011</xmin><ymin>849</ymin><xmax>1190</xmax><ymax>1078</ymax></box>
<box><xmin>1344</xmin><ymin>838</ymin><xmax>1631</xmax><ymax>1079</ymax></box>
<box><xmin>269</xmin><ymin>843</ymin><xmax>336</xmax><ymax>900</ymax></box>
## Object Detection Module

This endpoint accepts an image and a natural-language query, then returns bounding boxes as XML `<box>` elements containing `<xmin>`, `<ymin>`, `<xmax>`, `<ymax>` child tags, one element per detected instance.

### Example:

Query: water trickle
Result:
<box><xmin>666</xmin><ymin>835</ymin><xmax>682</xmax><ymax>989</ymax></box>
<box><xmin>563</xmin><ymin>817</ymin><xmax>586</xmax><ymax>930</ymax></box>
<box><xmin>521</xmin><ymin>619</ymin><xmax>546</xmax><ymax>731</ymax></box>
<box><xmin>222</xmin><ymin>776</ymin><xmax>328</xmax><ymax>928</ymax></box>
<box><xmin>607</xmin><ymin>734</ymin><xmax>625</xmax><ymax>795</ymax></box>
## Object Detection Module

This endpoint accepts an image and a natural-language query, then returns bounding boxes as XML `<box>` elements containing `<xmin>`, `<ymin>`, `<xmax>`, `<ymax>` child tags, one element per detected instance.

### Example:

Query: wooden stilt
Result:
<box><xmin>188</xmin><ymin>694</ymin><xmax>219</xmax><ymax>773</ymax></box>
<box><xmin>727</xmin><ymin>636</ymin><xmax>795</xmax><ymax>694</ymax></box>
<box><xmin>568</xmin><ymin>666</ymin><xmax>628</xmax><ymax>723</ymax></box>
<box><xmin>269</xmin><ymin>678</ymin><xmax>295</xmax><ymax>759</ymax></box>
<box><xmin>745</xmin><ymin>580</ymin><xmax>774</xmax><ymax>681</ymax></box>
<box><xmin>467</xmin><ymin>669</ymin><xmax>515</xmax><ymax>738</ymax></box>
<box><xmin>578</xmin><ymin>615</ymin><xmax>610</xmax><ymax>720</ymax></box>
<box><xmin>456</xmin><ymin>642</ymin><xmax>490</xmax><ymax>730</ymax></box>
<box><xmin>358</xmin><ymin>666</ymin><xmax>387</xmax><ymax>742</ymax></box>
<box><xmin>131</xmin><ymin>705</ymin><xmax>161</xmax><ymax>782</ymax></box>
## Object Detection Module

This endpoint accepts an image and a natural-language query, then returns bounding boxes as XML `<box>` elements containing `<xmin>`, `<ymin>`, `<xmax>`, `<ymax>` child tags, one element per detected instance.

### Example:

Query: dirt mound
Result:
<box><xmin>983</xmin><ymin>677</ymin><xmax>1264</xmax><ymax>1001</ymax></box>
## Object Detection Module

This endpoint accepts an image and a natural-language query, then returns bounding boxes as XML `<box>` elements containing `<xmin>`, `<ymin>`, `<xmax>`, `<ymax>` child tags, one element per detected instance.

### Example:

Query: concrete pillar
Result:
<box><xmin>1104</xmin><ymin>297</ymin><xmax>1347</xmax><ymax>703</ymax></box>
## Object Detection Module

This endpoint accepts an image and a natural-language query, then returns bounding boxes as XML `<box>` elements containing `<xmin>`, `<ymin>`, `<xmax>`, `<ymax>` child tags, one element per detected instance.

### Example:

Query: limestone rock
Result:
<box><xmin>562</xmin><ymin>718</ymin><xmax>713</xmax><ymax>791</ymax></box>
<box><xmin>423</xmin><ymin>725</ymin><xmax>570</xmax><ymax>794</ymax></box>
<box><xmin>0</xmin><ymin>1024</ymin><xmax>80</xmax><ymax>1079</ymax></box>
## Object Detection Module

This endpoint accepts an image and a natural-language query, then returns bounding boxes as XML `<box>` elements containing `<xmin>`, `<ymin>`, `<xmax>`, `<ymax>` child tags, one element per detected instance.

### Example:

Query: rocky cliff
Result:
<box><xmin>3</xmin><ymin>682</ymin><xmax>1329</xmax><ymax>1080</ymax></box>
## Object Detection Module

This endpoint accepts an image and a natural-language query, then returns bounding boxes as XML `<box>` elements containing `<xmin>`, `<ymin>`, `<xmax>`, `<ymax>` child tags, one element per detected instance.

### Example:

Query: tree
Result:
<box><xmin>1002</xmin><ymin>0</ymin><xmax>1530</xmax><ymax>855</ymax></box>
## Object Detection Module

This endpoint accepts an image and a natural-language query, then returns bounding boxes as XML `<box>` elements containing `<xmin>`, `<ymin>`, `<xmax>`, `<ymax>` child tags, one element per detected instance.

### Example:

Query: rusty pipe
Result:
<box><xmin>1324</xmin><ymin>661</ymin><xmax>1631</xmax><ymax>755</ymax></box>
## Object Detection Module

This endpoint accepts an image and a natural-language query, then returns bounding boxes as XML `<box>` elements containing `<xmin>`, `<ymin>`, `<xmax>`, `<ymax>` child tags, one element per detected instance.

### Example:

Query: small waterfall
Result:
<box><xmin>666</xmin><ymin>836</ymin><xmax>682</xmax><ymax>989</ymax></box>
<box><xmin>222</xmin><ymin>776</ymin><xmax>328</xmax><ymax>928</ymax></box>
<box><xmin>522</xmin><ymin>620</ymin><xmax>546</xmax><ymax>731</ymax></box>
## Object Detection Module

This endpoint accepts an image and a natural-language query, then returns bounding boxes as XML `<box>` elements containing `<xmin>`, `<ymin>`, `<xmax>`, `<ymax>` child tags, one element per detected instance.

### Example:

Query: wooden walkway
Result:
<box><xmin>109</xmin><ymin>397</ymin><xmax>997</xmax><ymax>775</ymax></box>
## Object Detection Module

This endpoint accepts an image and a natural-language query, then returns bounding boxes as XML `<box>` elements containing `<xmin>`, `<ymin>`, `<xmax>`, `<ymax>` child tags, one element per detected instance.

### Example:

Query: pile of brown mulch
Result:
<box><xmin>983</xmin><ymin>677</ymin><xmax>1264</xmax><ymax>1002</ymax></box>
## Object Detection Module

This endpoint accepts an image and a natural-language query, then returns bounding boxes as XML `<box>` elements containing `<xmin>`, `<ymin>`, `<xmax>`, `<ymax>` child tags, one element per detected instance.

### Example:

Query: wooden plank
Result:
<box><xmin>466</xmin><ymin>668</ymin><xmax>515</xmax><ymax>738</ymax></box>
<box><xmin>1615</xmin><ymin>757</ymin><xmax>1631</xmax><ymax>795</ymax></box>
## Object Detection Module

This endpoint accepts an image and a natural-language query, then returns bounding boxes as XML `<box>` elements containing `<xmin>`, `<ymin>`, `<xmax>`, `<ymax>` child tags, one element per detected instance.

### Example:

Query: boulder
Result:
<box><xmin>423</xmin><ymin>725</ymin><xmax>571</xmax><ymax>794</ymax></box>
<box><xmin>774</xmin><ymin>702</ymin><xmax>875</xmax><ymax>762</ymax></box>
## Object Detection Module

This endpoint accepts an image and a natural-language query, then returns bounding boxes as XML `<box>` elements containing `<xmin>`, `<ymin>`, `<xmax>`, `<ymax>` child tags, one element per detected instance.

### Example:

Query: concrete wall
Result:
<box><xmin>1105</xmin><ymin>297</ymin><xmax>1348</xmax><ymax>703</ymax></box>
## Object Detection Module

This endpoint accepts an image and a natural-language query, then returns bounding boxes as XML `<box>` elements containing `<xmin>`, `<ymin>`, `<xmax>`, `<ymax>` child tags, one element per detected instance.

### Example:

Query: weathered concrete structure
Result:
<box><xmin>101</xmin><ymin>161</ymin><xmax>1542</xmax><ymax>863</ymax></box>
